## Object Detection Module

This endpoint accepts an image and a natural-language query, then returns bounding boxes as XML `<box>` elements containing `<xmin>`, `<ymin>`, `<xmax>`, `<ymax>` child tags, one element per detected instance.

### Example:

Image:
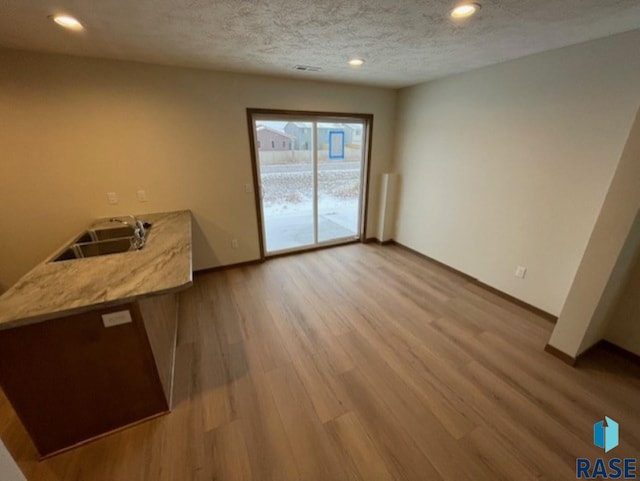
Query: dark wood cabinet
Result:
<box><xmin>0</xmin><ymin>293</ymin><xmax>178</xmax><ymax>458</ymax></box>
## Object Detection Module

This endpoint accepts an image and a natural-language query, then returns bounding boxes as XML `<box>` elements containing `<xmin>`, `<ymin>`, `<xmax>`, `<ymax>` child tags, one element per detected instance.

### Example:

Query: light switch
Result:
<box><xmin>102</xmin><ymin>310</ymin><xmax>132</xmax><ymax>328</ymax></box>
<box><xmin>107</xmin><ymin>192</ymin><xmax>118</xmax><ymax>205</ymax></box>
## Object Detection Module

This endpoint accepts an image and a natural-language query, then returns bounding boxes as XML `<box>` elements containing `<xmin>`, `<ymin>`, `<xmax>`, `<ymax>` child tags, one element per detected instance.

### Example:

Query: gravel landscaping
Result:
<box><xmin>261</xmin><ymin>169</ymin><xmax>361</xmax><ymax>205</ymax></box>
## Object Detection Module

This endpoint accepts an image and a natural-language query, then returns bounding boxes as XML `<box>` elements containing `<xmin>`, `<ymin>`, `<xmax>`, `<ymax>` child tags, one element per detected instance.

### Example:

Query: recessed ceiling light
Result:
<box><xmin>349</xmin><ymin>58</ymin><xmax>365</xmax><ymax>67</ymax></box>
<box><xmin>50</xmin><ymin>14</ymin><xmax>84</xmax><ymax>31</ymax></box>
<box><xmin>451</xmin><ymin>3</ymin><xmax>481</xmax><ymax>18</ymax></box>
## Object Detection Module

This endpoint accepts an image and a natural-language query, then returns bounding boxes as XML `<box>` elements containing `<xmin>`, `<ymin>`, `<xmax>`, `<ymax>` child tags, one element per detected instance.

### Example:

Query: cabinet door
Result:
<box><xmin>0</xmin><ymin>304</ymin><xmax>168</xmax><ymax>457</ymax></box>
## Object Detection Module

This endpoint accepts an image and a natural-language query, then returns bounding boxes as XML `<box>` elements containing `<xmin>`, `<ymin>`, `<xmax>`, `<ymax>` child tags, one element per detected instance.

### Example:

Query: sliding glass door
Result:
<box><xmin>250</xmin><ymin>112</ymin><xmax>369</xmax><ymax>256</ymax></box>
<box><xmin>256</xmin><ymin>120</ymin><xmax>315</xmax><ymax>253</ymax></box>
<box><xmin>317</xmin><ymin>121</ymin><xmax>364</xmax><ymax>243</ymax></box>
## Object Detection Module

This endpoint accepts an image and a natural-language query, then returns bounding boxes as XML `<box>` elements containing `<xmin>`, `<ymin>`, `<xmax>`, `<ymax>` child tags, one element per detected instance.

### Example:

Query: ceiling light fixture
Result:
<box><xmin>50</xmin><ymin>14</ymin><xmax>84</xmax><ymax>31</ymax></box>
<box><xmin>349</xmin><ymin>58</ymin><xmax>365</xmax><ymax>67</ymax></box>
<box><xmin>450</xmin><ymin>3</ymin><xmax>481</xmax><ymax>18</ymax></box>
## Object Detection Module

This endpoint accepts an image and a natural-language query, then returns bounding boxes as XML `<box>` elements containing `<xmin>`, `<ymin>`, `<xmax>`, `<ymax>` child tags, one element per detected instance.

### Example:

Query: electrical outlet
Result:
<box><xmin>137</xmin><ymin>190</ymin><xmax>148</xmax><ymax>202</ymax></box>
<box><xmin>107</xmin><ymin>192</ymin><xmax>118</xmax><ymax>205</ymax></box>
<box><xmin>515</xmin><ymin>265</ymin><xmax>527</xmax><ymax>279</ymax></box>
<box><xmin>231</xmin><ymin>239</ymin><xmax>239</xmax><ymax>249</ymax></box>
<box><xmin>244</xmin><ymin>183</ymin><xmax>253</xmax><ymax>193</ymax></box>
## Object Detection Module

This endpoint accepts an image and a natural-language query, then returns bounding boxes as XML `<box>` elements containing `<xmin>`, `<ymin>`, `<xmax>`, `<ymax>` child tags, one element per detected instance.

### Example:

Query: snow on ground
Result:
<box><xmin>261</xmin><ymin>167</ymin><xmax>361</xmax><ymax>252</ymax></box>
<box><xmin>262</xmin><ymin>169</ymin><xmax>360</xmax><ymax>218</ymax></box>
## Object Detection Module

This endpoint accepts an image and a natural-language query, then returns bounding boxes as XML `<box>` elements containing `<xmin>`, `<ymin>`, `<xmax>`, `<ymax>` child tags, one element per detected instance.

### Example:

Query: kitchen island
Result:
<box><xmin>0</xmin><ymin>210</ymin><xmax>192</xmax><ymax>458</ymax></box>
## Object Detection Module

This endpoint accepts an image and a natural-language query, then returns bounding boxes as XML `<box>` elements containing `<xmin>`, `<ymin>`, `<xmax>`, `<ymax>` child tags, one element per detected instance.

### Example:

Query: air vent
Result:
<box><xmin>294</xmin><ymin>65</ymin><xmax>322</xmax><ymax>72</ymax></box>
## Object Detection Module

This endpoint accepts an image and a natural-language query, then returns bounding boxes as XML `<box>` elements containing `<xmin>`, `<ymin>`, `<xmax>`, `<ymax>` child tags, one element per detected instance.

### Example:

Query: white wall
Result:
<box><xmin>0</xmin><ymin>440</ymin><xmax>25</xmax><ymax>481</ymax></box>
<box><xmin>548</xmin><ymin>108</ymin><xmax>640</xmax><ymax>357</ymax></box>
<box><xmin>0</xmin><ymin>48</ymin><xmax>396</xmax><ymax>291</ymax></box>
<box><xmin>580</xmin><ymin>207</ymin><xmax>640</xmax><ymax>355</ymax></box>
<box><xmin>393</xmin><ymin>29</ymin><xmax>640</xmax><ymax>316</ymax></box>
<box><xmin>606</xmin><ymin>227</ymin><xmax>640</xmax><ymax>356</ymax></box>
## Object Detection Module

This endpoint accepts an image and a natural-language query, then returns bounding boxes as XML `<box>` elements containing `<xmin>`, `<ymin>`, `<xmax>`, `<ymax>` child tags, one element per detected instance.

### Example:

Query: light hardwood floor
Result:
<box><xmin>2</xmin><ymin>243</ymin><xmax>640</xmax><ymax>480</ymax></box>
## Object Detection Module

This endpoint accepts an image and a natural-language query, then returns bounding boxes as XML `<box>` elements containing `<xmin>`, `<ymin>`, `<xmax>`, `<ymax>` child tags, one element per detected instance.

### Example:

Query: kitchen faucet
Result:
<box><xmin>109</xmin><ymin>215</ymin><xmax>146</xmax><ymax>249</ymax></box>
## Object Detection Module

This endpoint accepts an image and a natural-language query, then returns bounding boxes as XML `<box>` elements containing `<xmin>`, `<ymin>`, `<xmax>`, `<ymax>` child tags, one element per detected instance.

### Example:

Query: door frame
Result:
<box><xmin>246</xmin><ymin>108</ymin><xmax>374</xmax><ymax>260</ymax></box>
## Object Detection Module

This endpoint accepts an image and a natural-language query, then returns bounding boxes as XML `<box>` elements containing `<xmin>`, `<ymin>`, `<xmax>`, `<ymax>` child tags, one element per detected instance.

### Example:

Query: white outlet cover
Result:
<box><xmin>515</xmin><ymin>266</ymin><xmax>527</xmax><ymax>279</ymax></box>
<box><xmin>244</xmin><ymin>183</ymin><xmax>253</xmax><ymax>193</ymax></box>
<box><xmin>107</xmin><ymin>192</ymin><xmax>118</xmax><ymax>204</ymax></box>
<box><xmin>102</xmin><ymin>310</ymin><xmax>133</xmax><ymax>327</ymax></box>
<box><xmin>137</xmin><ymin>190</ymin><xmax>148</xmax><ymax>202</ymax></box>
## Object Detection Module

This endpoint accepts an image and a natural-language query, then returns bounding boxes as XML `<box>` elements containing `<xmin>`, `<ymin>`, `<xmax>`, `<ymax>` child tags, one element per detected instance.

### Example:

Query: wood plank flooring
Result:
<box><xmin>2</xmin><ymin>243</ymin><xmax>640</xmax><ymax>480</ymax></box>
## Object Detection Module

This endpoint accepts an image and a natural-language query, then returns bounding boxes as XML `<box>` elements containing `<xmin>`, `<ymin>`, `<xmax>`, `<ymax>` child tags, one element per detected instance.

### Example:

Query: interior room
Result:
<box><xmin>1</xmin><ymin>1</ymin><xmax>639</xmax><ymax>479</ymax></box>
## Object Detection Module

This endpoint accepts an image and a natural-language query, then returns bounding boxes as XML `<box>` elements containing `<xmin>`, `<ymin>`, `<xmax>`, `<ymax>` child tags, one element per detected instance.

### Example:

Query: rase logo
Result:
<box><xmin>576</xmin><ymin>416</ymin><xmax>637</xmax><ymax>479</ymax></box>
<box><xmin>594</xmin><ymin>417</ymin><xmax>619</xmax><ymax>453</ymax></box>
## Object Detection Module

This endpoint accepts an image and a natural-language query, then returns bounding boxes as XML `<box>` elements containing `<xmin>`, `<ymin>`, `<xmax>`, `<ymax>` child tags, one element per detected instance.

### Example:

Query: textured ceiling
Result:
<box><xmin>1</xmin><ymin>0</ymin><xmax>639</xmax><ymax>88</ymax></box>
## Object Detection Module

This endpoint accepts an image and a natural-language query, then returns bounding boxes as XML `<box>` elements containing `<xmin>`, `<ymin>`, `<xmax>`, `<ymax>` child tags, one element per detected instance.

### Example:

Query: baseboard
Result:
<box><xmin>544</xmin><ymin>340</ymin><xmax>640</xmax><ymax>367</ymax></box>
<box><xmin>196</xmin><ymin>239</ymin><xmax>372</xmax><ymax>272</ymax></box>
<box><xmin>364</xmin><ymin>237</ymin><xmax>393</xmax><ymax>245</ymax></box>
<box><xmin>195</xmin><ymin>240</ymin><xmax>559</xmax><ymax>326</ymax></box>
<box><xmin>579</xmin><ymin>340</ymin><xmax>640</xmax><ymax>365</ymax></box>
<box><xmin>387</xmin><ymin>240</ymin><xmax>558</xmax><ymax>323</ymax></box>
<box><xmin>544</xmin><ymin>344</ymin><xmax>576</xmax><ymax>365</ymax></box>
<box><xmin>194</xmin><ymin>258</ymin><xmax>263</xmax><ymax>275</ymax></box>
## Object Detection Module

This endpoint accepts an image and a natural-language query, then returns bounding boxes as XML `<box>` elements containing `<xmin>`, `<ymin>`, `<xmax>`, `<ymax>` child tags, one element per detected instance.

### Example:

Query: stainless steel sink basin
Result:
<box><xmin>52</xmin><ymin>238</ymin><xmax>136</xmax><ymax>262</ymax></box>
<box><xmin>53</xmin><ymin>247</ymin><xmax>78</xmax><ymax>262</ymax></box>
<box><xmin>50</xmin><ymin>223</ymin><xmax>152</xmax><ymax>262</ymax></box>
<box><xmin>74</xmin><ymin>226</ymin><xmax>137</xmax><ymax>244</ymax></box>
<box><xmin>94</xmin><ymin>226</ymin><xmax>137</xmax><ymax>241</ymax></box>
<box><xmin>79</xmin><ymin>237</ymin><xmax>136</xmax><ymax>257</ymax></box>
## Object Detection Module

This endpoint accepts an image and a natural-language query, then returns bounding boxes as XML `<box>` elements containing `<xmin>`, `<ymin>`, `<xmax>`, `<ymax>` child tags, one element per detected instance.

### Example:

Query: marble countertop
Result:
<box><xmin>0</xmin><ymin>210</ymin><xmax>193</xmax><ymax>330</ymax></box>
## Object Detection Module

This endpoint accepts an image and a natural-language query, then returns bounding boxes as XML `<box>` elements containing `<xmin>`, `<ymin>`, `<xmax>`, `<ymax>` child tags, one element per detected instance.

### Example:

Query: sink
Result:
<box><xmin>52</xmin><ymin>238</ymin><xmax>136</xmax><ymax>262</ymax></box>
<box><xmin>53</xmin><ymin>247</ymin><xmax>78</xmax><ymax>262</ymax></box>
<box><xmin>77</xmin><ymin>238</ymin><xmax>136</xmax><ymax>257</ymax></box>
<box><xmin>74</xmin><ymin>232</ymin><xmax>94</xmax><ymax>244</ymax></box>
<box><xmin>51</xmin><ymin>223</ymin><xmax>152</xmax><ymax>262</ymax></box>
<box><xmin>73</xmin><ymin>226</ymin><xmax>137</xmax><ymax>244</ymax></box>
<box><xmin>93</xmin><ymin>226</ymin><xmax>137</xmax><ymax>241</ymax></box>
